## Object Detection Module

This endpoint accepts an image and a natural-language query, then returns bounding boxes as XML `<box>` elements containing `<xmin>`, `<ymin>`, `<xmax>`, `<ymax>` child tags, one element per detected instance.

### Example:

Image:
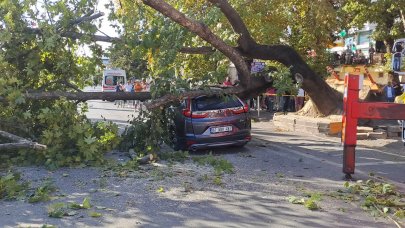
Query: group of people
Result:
<box><xmin>116</xmin><ymin>79</ymin><xmax>150</xmax><ymax>93</ymax></box>
<box><xmin>115</xmin><ymin>79</ymin><xmax>150</xmax><ymax>110</ymax></box>
<box><xmin>262</xmin><ymin>88</ymin><xmax>305</xmax><ymax>114</ymax></box>
<box><xmin>334</xmin><ymin>45</ymin><xmax>368</xmax><ymax>65</ymax></box>
<box><xmin>383</xmin><ymin>80</ymin><xmax>404</xmax><ymax>102</ymax></box>
<box><xmin>222</xmin><ymin>76</ymin><xmax>306</xmax><ymax>114</ymax></box>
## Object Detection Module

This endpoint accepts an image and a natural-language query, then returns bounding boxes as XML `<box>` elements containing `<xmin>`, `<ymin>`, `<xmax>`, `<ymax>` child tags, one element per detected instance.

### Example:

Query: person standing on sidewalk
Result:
<box><xmin>384</xmin><ymin>82</ymin><xmax>395</xmax><ymax>102</ymax></box>
<box><xmin>295</xmin><ymin>88</ymin><xmax>305</xmax><ymax>112</ymax></box>
<box><xmin>265</xmin><ymin>87</ymin><xmax>276</xmax><ymax>112</ymax></box>
<box><xmin>282</xmin><ymin>92</ymin><xmax>291</xmax><ymax>115</ymax></box>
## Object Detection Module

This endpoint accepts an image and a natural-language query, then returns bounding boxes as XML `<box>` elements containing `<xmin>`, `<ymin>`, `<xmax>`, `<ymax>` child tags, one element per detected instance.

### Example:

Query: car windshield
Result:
<box><xmin>192</xmin><ymin>95</ymin><xmax>242</xmax><ymax>111</ymax></box>
<box><xmin>105</xmin><ymin>76</ymin><xmax>125</xmax><ymax>86</ymax></box>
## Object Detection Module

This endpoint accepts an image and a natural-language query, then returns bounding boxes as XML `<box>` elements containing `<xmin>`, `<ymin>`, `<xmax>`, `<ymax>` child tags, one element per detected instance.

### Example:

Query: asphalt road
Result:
<box><xmin>84</xmin><ymin>87</ymin><xmax>405</xmax><ymax>190</ymax></box>
<box><xmin>1</xmin><ymin>96</ymin><xmax>404</xmax><ymax>227</ymax></box>
<box><xmin>84</xmin><ymin>86</ymin><xmax>137</xmax><ymax>133</ymax></box>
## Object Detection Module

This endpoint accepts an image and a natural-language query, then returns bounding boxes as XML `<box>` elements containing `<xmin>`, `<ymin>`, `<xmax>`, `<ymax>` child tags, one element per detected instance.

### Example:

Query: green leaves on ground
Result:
<box><xmin>159</xmin><ymin>151</ymin><xmax>189</xmax><ymax>163</ymax></box>
<box><xmin>48</xmin><ymin>197</ymin><xmax>93</xmax><ymax>218</ymax></box>
<box><xmin>89</xmin><ymin>211</ymin><xmax>102</xmax><ymax>217</ymax></box>
<box><xmin>0</xmin><ymin>171</ymin><xmax>28</xmax><ymax>200</ymax></box>
<box><xmin>48</xmin><ymin>202</ymin><xmax>69</xmax><ymax>218</ymax></box>
<box><xmin>287</xmin><ymin>192</ymin><xmax>322</xmax><ymax>211</ymax></box>
<box><xmin>28</xmin><ymin>180</ymin><xmax>57</xmax><ymax>203</ymax></box>
<box><xmin>192</xmin><ymin>153</ymin><xmax>233</xmax><ymax>186</ymax></box>
<box><xmin>68</xmin><ymin>197</ymin><xmax>92</xmax><ymax>210</ymax></box>
<box><xmin>341</xmin><ymin>180</ymin><xmax>405</xmax><ymax>220</ymax></box>
<box><xmin>192</xmin><ymin>153</ymin><xmax>234</xmax><ymax>175</ymax></box>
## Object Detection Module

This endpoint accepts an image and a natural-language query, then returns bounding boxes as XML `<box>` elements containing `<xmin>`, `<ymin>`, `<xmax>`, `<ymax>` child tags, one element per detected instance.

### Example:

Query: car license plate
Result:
<box><xmin>210</xmin><ymin>126</ymin><xmax>232</xmax><ymax>134</ymax></box>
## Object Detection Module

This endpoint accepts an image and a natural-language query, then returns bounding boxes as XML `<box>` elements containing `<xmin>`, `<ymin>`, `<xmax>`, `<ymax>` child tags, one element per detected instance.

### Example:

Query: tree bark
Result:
<box><xmin>142</xmin><ymin>0</ymin><xmax>251</xmax><ymax>88</ymax></box>
<box><xmin>141</xmin><ymin>0</ymin><xmax>341</xmax><ymax>116</ymax></box>
<box><xmin>22</xmin><ymin>91</ymin><xmax>152</xmax><ymax>102</ymax></box>
<box><xmin>6</xmin><ymin>0</ymin><xmax>341</xmax><ymax>117</ymax></box>
<box><xmin>241</xmin><ymin>44</ymin><xmax>341</xmax><ymax>115</ymax></box>
<box><xmin>0</xmin><ymin>130</ymin><xmax>46</xmax><ymax>150</ymax></box>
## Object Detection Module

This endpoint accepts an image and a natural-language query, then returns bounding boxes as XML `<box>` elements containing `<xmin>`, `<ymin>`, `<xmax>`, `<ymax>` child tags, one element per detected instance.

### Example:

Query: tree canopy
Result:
<box><xmin>1</xmin><ymin>0</ymin><xmax>379</xmax><ymax>165</ymax></box>
<box><xmin>342</xmin><ymin>0</ymin><xmax>405</xmax><ymax>49</ymax></box>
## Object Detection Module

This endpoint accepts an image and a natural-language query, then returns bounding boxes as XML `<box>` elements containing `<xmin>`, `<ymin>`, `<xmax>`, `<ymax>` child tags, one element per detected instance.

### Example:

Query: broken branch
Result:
<box><xmin>0</xmin><ymin>130</ymin><xmax>47</xmax><ymax>151</ymax></box>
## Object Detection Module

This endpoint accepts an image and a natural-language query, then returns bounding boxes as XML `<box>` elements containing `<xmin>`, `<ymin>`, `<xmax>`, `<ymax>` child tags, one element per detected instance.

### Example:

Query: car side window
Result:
<box><xmin>180</xmin><ymin>100</ymin><xmax>187</xmax><ymax>109</ymax></box>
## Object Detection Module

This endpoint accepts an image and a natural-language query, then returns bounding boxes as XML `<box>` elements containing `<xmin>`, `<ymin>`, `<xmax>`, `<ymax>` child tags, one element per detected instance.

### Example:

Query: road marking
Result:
<box><xmin>356</xmin><ymin>161</ymin><xmax>405</xmax><ymax>166</ymax></box>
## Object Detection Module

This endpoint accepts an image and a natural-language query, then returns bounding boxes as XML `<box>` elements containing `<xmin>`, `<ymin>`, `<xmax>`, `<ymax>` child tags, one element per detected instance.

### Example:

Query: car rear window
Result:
<box><xmin>192</xmin><ymin>95</ymin><xmax>242</xmax><ymax>111</ymax></box>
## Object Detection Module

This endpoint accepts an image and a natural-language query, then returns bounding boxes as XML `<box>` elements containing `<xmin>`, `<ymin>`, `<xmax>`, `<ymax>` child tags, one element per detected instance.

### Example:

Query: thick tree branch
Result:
<box><xmin>142</xmin><ymin>0</ymin><xmax>251</xmax><ymax>87</ymax></box>
<box><xmin>23</xmin><ymin>91</ymin><xmax>151</xmax><ymax>102</ymax></box>
<box><xmin>208</xmin><ymin>0</ymin><xmax>255</xmax><ymax>50</ymax></box>
<box><xmin>0</xmin><ymin>142</ymin><xmax>46</xmax><ymax>150</ymax></box>
<box><xmin>60</xmin><ymin>32</ymin><xmax>121</xmax><ymax>43</ymax></box>
<box><xmin>144</xmin><ymin>86</ymin><xmax>243</xmax><ymax>109</ymax></box>
<box><xmin>64</xmin><ymin>11</ymin><xmax>102</xmax><ymax>28</ymax></box>
<box><xmin>61</xmin><ymin>80</ymin><xmax>82</xmax><ymax>92</ymax></box>
<box><xmin>25</xmin><ymin>11</ymin><xmax>120</xmax><ymax>43</ymax></box>
<box><xmin>0</xmin><ymin>130</ymin><xmax>46</xmax><ymax>150</ymax></box>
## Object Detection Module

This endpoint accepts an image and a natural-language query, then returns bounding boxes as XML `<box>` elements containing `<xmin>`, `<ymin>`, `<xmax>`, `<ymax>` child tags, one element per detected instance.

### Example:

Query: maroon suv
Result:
<box><xmin>168</xmin><ymin>94</ymin><xmax>251</xmax><ymax>151</ymax></box>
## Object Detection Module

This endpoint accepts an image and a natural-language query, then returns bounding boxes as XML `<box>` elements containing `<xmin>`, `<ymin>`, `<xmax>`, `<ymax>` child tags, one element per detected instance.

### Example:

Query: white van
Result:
<box><xmin>102</xmin><ymin>69</ymin><xmax>126</xmax><ymax>92</ymax></box>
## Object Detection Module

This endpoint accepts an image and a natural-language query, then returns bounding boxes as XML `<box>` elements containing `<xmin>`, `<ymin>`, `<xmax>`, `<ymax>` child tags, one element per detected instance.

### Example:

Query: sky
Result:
<box><xmin>78</xmin><ymin>0</ymin><xmax>119</xmax><ymax>56</ymax></box>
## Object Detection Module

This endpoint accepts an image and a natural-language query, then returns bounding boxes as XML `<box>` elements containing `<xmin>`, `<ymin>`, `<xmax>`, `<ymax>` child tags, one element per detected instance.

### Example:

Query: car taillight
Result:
<box><xmin>182</xmin><ymin>109</ymin><xmax>208</xmax><ymax>118</ymax></box>
<box><xmin>231</xmin><ymin>103</ymin><xmax>249</xmax><ymax>114</ymax></box>
<box><xmin>182</xmin><ymin>109</ymin><xmax>192</xmax><ymax>117</ymax></box>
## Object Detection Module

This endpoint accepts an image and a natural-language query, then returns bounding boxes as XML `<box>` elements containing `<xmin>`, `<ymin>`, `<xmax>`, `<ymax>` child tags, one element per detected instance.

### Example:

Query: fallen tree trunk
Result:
<box><xmin>23</xmin><ymin>91</ymin><xmax>152</xmax><ymax>102</ymax></box>
<box><xmin>2</xmin><ymin>77</ymin><xmax>272</xmax><ymax>109</ymax></box>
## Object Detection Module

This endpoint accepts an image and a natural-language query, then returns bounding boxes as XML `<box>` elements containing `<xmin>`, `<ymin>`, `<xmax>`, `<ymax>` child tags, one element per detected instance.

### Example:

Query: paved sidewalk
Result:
<box><xmin>251</xmin><ymin>117</ymin><xmax>405</xmax><ymax>191</ymax></box>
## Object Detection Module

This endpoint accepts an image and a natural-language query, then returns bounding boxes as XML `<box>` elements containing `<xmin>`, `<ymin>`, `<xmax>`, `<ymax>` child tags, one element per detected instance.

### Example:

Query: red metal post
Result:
<box><xmin>341</xmin><ymin>74</ymin><xmax>360</xmax><ymax>175</ymax></box>
<box><xmin>341</xmin><ymin>74</ymin><xmax>405</xmax><ymax>177</ymax></box>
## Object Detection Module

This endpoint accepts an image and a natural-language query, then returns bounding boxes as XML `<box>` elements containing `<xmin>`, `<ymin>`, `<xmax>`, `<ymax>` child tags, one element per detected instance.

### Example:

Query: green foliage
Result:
<box><xmin>48</xmin><ymin>202</ymin><xmax>68</xmax><ymax>218</ymax></box>
<box><xmin>89</xmin><ymin>211</ymin><xmax>102</xmax><ymax>217</ymax></box>
<box><xmin>263</xmin><ymin>64</ymin><xmax>296</xmax><ymax>95</ymax></box>
<box><xmin>48</xmin><ymin>197</ymin><xmax>92</xmax><ymax>218</ymax></box>
<box><xmin>157</xmin><ymin>186</ymin><xmax>165</xmax><ymax>193</ymax></box>
<box><xmin>342</xmin><ymin>180</ymin><xmax>405</xmax><ymax>219</ymax></box>
<box><xmin>192</xmin><ymin>153</ymin><xmax>234</xmax><ymax>175</ymax></box>
<box><xmin>0</xmin><ymin>171</ymin><xmax>28</xmax><ymax>200</ymax></box>
<box><xmin>287</xmin><ymin>192</ymin><xmax>322</xmax><ymax>211</ymax></box>
<box><xmin>341</xmin><ymin>0</ymin><xmax>405</xmax><ymax>47</ymax></box>
<box><xmin>120</xmin><ymin>109</ymin><xmax>171</xmax><ymax>154</ymax></box>
<box><xmin>106</xmin><ymin>159</ymin><xmax>140</xmax><ymax>178</ymax></box>
<box><xmin>22</xmin><ymin>100</ymin><xmax>120</xmax><ymax>168</ymax></box>
<box><xmin>212</xmin><ymin>176</ymin><xmax>223</xmax><ymax>186</ymax></box>
<box><xmin>0</xmin><ymin>0</ymin><xmax>121</xmax><ymax>168</ymax></box>
<box><xmin>28</xmin><ymin>180</ymin><xmax>57</xmax><ymax>203</ymax></box>
<box><xmin>81</xmin><ymin>197</ymin><xmax>92</xmax><ymax>209</ymax></box>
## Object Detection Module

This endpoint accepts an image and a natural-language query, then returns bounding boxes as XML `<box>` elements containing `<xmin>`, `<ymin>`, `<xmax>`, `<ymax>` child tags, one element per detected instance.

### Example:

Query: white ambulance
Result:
<box><xmin>101</xmin><ymin>69</ymin><xmax>126</xmax><ymax>92</ymax></box>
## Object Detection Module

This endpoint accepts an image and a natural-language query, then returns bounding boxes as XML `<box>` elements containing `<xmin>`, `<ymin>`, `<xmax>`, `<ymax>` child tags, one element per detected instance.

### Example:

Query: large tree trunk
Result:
<box><xmin>241</xmin><ymin>44</ymin><xmax>341</xmax><ymax>116</ymax></box>
<box><xmin>141</xmin><ymin>0</ymin><xmax>341</xmax><ymax>116</ymax></box>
